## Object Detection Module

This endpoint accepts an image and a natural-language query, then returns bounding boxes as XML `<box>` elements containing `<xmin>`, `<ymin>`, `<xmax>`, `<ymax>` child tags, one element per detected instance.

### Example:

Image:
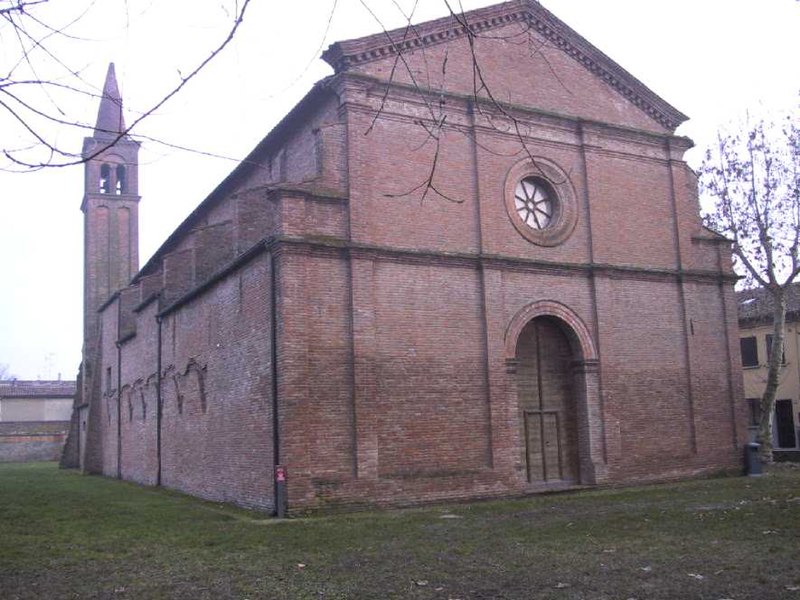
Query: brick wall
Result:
<box><xmin>158</xmin><ymin>252</ymin><xmax>274</xmax><ymax>510</ymax></box>
<box><xmin>350</xmin><ymin>20</ymin><xmax>669</xmax><ymax>135</ymax></box>
<box><xmin>0</xmin><ymin>421</ymin><xmax>69</xmax><ymax>462</ymax></box>
<box><xmin>118</xmin><ymin>300</ymin><xmax>159</xmax><ymax>486</ymax></box>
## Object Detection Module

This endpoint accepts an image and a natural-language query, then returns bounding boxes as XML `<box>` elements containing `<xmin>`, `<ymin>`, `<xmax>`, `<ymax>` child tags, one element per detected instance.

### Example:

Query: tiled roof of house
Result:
<box><xmin>737</xmin><ymin>282</ymin><xmax>800</xmax><ymax>326</ymax></box>
<box><xmin>0</xmin><ymin>380</ymin><xmax>76</xmax><ymax>399</ymax></box>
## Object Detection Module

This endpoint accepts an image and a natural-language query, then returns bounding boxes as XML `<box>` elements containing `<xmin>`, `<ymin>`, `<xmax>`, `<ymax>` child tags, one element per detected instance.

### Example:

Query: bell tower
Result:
<box><xmin>81</xmin><ymin>63</ymin><xmax>141</xmax><ymax>348</ymax></box>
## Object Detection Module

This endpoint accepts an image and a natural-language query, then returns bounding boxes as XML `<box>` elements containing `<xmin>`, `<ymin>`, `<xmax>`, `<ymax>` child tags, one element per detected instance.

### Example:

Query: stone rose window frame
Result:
<box><xmin>504</xmin><ymin>157</ymin><xmax>578</xmax><ymax>247</ymax></box>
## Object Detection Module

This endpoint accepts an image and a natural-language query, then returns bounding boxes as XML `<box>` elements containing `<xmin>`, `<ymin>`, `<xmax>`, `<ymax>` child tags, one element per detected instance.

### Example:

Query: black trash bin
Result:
<box><xmin>745</xmin><ymin>442</ymin><xmax>762</xmax><ymax>476</ymax></box>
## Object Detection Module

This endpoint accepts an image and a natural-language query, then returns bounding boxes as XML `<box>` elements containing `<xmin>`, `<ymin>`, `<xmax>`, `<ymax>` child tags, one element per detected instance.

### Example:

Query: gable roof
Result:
<box><xmin>133</xmin><ymin>78</ymin><xmax>337</xmax><ymax>283</ymax></box>
<box><xmin>322</xmin><ymin>0</ymin><xmax>687</xmax><ymax>131</ymax></box>
<box><xmin>738</xmin><ymin>282</ymin><xmax>800</xmax><ymax>326</ymax></box>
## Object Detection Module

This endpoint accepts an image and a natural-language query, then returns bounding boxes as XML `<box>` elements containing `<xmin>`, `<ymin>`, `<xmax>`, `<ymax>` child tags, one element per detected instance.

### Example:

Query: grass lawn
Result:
<box><xmin>1</xmin><ymin>463</ymin><xmax>799</xmax><ymax>599</ymax></box>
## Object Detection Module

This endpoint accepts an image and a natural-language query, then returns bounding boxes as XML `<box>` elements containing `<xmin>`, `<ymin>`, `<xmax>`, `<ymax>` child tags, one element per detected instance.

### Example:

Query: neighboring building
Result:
<box><xmin>1</xmin><ymin>379</ymin><xmax>76</xmax><ymax>462</ymax></box>
<box><xmin>63</xmin><ymin>0</ymin><xmax>746</xmax><ymax>512</ymax></box>
<box><xmin>738</xmin><ymin>284</ymin><xmax>800</xmax><ymax>456</ymax></box>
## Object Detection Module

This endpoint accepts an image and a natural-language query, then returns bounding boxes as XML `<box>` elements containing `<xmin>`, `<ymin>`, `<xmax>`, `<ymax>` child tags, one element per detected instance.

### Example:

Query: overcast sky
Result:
<box><xmin>0</xmin><ymin>0</ymin><xmax>798</xmax><ymax>380</ymax></box>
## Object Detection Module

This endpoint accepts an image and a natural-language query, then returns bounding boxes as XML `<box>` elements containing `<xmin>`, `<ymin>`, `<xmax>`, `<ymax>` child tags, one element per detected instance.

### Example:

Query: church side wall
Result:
<box><xmin>97</xmin><ymin>299</ymin><xmax>120</xmax><ymax>478</ymax></box>
<box><xmin>82</xmin><ymin>93</ymin><xmax>350</xmax><ymax>508</ymax></box>
<box><xmin>118</xmin><ymin>301</ymin><xmax>159</xmax><ymax>486</ymax></box>
<box><xmin>92</xmin><ymin>254</ymin><xmax>276</xmax><ymax>510</ymax></box>
<box><xmin>159</xmin><ymin>251</ymin><xmax>275</xmax><ymax>511</ymax></box>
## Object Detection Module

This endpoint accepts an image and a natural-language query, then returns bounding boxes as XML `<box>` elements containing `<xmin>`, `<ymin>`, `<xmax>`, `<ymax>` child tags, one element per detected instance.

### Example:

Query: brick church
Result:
<box><xmin>63</xmin><ymin>0</ymin><xmax>747</xmax><ymax>512</ymax></box>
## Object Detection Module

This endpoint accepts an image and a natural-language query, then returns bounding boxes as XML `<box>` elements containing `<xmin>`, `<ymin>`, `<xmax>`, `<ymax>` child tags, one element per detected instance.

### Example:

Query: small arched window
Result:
<box><xmin>115</xmin><ymin>165</ymin><xmax>126</xmax><ymax>195</ymax></box>
<box><xmin>99</xmin><ymin>164</ymin><xmax>111</xmax><ymax>194</ymax></box>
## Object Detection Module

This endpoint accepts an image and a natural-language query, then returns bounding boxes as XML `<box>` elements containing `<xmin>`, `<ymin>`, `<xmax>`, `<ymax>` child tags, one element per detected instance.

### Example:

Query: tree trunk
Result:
<box><xmin>758</xmin><ymin>288</ymin><xmax>787</xmax><ymax>462</ymax></box>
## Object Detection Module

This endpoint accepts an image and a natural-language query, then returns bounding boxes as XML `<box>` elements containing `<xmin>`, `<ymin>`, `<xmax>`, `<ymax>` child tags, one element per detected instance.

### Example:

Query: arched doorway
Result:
<box><xmin>516</xmin><ymin>316</ymin><xmax>579</xmax><ymax>485</ymax></box>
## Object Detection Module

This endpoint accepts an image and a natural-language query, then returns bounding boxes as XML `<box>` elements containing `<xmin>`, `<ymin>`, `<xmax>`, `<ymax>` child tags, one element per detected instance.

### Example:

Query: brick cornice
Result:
<box><xmin>151</xmin><ymin>234</ymin><xmax>737</xmax><ymax>321</ymax></box>
<box><xmin>80</xmin><ymin>192</ymin><xmax>141</xmax><ymax>214</ymax></box>
<box><xmin>274</xmin><ymin>236</ymin><xmax>736</xmax><ymax>285</ymax></box>
<box><xmin>133</xmin><ymin>293</ymin><xmax>159</xmax><ymax>314</ymax></box>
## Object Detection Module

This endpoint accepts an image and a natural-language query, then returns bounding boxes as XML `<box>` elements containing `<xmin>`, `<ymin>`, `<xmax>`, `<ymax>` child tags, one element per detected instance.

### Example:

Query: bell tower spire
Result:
<box><xmin>81</xmin><ymin>62</ymin><xmax>141</xmax><ymax>348</ymax></box>
<box><xmin>94</xmin><ymin>62</ymin><xmax>127</xmax><ymax>138</ymax></box>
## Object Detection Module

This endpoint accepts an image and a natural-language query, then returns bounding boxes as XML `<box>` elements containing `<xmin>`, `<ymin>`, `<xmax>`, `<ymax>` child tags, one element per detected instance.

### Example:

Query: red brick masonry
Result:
<box><xmin>73</xmin><ymin>1</ymin><xmax>746</xmax><ymax>512</ymax></box>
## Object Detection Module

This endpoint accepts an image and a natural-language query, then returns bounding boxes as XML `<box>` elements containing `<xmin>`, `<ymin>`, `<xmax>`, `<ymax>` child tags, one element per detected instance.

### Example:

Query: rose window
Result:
<box><xmin>514</xmin><ymin>177</ymin><xmax>556</xmax><ymax>230</ymax></box>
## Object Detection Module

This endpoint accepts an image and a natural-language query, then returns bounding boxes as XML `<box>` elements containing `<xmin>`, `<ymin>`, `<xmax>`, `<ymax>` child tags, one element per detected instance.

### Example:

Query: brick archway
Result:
<box><xmin>504</xmin><ymin>300</ymin><xmax>607</xmax><ymax>485</ymax></box>
<box><xmin>504</xmin><ymin>300</ymin><xmax>597</xmax><ymax>363</ymax></box>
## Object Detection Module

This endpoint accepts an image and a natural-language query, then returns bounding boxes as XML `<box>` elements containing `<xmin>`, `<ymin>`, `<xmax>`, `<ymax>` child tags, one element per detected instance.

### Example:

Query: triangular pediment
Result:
<box><xmin>323</xmin><ymin>0</ymin><xmax>686</xmax><ymax>131</ymax></box>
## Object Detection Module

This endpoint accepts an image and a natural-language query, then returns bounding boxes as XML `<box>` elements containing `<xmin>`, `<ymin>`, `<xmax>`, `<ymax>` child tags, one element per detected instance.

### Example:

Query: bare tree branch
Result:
<box><xmin>0</xmin><ymin>0</ymin><xmax>49</xmax><ymax>17</ymax></box>
<box><xmin>1</xmin><ymin>0</ymin><xmax>251</xmax><ymax>170</ymax></box>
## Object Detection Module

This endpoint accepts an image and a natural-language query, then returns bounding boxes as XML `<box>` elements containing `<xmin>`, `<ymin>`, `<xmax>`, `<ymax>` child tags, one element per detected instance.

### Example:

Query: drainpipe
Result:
<box><xmin>116</xmin><ymin>340</ymin><xmax>122</xmax><ymax>480</ymax></box>
<box><xmin>156</xmin><ymin>315</ymin><xmax>163</xmax><ymax>486</ymax></box>
<box><xmin>270</xmin><ymin>250</ymin><xmax>286</xmax><ymax>517</ymax></box>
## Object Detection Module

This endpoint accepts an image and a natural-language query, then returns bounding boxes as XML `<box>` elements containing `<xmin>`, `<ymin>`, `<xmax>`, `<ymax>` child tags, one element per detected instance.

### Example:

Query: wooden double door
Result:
<box><xmin>516</xmin><ymin>317</ymin><xmax>579</xmax><ymax>484</ymax></box>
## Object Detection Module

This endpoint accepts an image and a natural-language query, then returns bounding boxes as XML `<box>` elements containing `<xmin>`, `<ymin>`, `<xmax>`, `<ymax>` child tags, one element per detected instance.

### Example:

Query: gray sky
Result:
<box><xmin>1</xmin><ymin>0</ymin><xmax>798</xmax><ymax>380</ymax></box>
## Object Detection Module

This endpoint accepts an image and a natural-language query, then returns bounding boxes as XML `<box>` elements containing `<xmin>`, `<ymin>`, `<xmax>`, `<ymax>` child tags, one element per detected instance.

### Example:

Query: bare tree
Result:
<box><xmin>0</xmin><ymin>363</ymin><xmax>17</xmax><ymax>380</ymax></box>
<box><xmin>0</xmin><ymin>0</ymin><xmax>251</xmax><ymax>171</ymax></box>
<box><xmin>700</xmin><ymin>108</ymin><xmax>800</xmax><ymax>460</ymax></box>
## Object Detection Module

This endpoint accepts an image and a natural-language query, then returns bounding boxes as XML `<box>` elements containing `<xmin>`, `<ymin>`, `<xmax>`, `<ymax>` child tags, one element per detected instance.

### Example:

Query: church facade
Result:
<box><xmin>64</xmin><ymin>1</ymin><xmax>746</xmax><ymax>513</ymax></box>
